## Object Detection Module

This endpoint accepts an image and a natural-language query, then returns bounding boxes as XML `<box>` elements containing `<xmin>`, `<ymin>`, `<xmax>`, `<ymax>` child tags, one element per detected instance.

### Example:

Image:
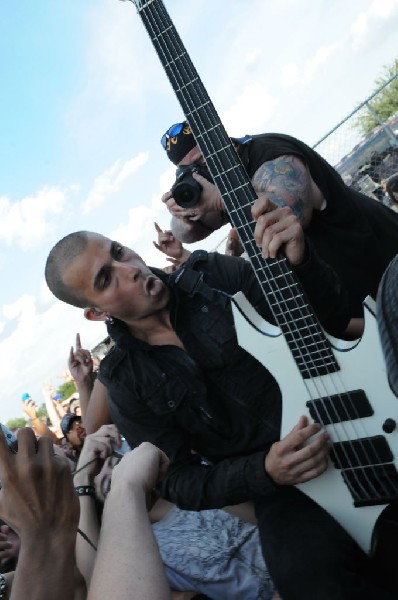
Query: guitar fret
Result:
<box><xmin>151</xmin><ymin>23</ymin><xmax>173</xmax><ymax>39</ymax></box>
<box><xmin>174</xmin><ymin>77</ymin><xmax>200</xmax><ymax>94</ymax></box>
<box><xmin>184</xmin><ymin>100</ymin><xmax>212</xmax><ymax>115</ymax></box>
<box><xmin>164</xmin><ymin>52</ymin><xmax>188</xmax><ymax>68</ymax></box>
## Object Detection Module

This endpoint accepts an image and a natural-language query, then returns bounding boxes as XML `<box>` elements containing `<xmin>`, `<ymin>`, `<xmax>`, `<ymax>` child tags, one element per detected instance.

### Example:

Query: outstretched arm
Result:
<box><xmin>88</xmin><ymin>443</ymin><xmax>171</xmax><ymax>600</ymax></box>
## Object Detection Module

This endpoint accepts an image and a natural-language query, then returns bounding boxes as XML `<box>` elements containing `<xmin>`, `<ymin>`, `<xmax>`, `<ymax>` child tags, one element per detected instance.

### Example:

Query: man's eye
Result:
<box><xmin>115</xmin><ymin>245</ymin><xmax>125</xmax><ymax>260</ymax></box>
<box><xmin>100</xmin><ymin>272</ymin><xmax>111</xmax><ymax>289</ymax></box>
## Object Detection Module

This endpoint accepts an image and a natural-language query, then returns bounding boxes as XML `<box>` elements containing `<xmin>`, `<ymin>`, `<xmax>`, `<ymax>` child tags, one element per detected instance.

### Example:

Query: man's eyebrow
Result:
<box><xmin>93</xmin><ymin>265</ymin><xmax>110</xmax><ymax>291</ymax></box>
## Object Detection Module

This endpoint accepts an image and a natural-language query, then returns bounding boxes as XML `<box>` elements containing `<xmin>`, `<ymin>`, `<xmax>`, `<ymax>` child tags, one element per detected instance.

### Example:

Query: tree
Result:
<box><xmin>6</xmin><ymin>417</ymin><xmax>27</xmax><ymax>431</ymax></box>
<box><xmin>355</xmin><ymin>58</ymin><xmax>398</xmax><ymax>136</ymax></box>
<box><xmin>57</xmin><ymin>380</ymin><xmax>77</xmax><ymax>401</ymax></box>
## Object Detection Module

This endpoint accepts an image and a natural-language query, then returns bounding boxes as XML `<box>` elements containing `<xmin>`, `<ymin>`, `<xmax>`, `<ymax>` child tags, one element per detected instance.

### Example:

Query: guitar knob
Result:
<box><xmin>382</xmin><ymin>418</ymin><xmax>396</xmax><ymax>433</ymax></box>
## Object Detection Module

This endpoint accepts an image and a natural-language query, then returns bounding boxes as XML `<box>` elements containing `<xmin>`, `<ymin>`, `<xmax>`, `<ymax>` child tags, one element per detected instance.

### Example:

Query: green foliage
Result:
<box><xmin>57</xmin><ymin>380</ymin><xmax>77</xmax><ymax>401</ymax></box>
<box><xmin>6</xmin><ymin>417</ymin><xmax>27</xmax><ymax>431</ymax></box>
<box><xmin>36</xmin><ymin>403</ymin><xmax>48</xmax><ymax>419</ymax></box>
<box><xmin>355</xmin><ymin>58</ymin><xmax>398</xmax><ymax>136</ymax></box>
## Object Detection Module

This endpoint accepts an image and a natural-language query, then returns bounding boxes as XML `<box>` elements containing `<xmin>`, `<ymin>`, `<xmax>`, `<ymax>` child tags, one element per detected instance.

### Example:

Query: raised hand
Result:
<box><xmin>265</xmin><ymin>416</ymin><xmax>330</xmax><ymax>485</ymax></box>
<box><xmin>21</xmin><ymin>398</ymin><xmax>38</xmax><ymax>421</ymax></box>
<box><xmin>74</xmin><ymin>424</ymin><xmax>121</xmax><ymax>482</ymax></box>
<box><xmin>111</xmin><ymin>441</ymin><xmax>169</xmax><ymax>496</ymax></box>
<box><xmin>153</xmin><ymin>222</ymin><xmax>184</xmax><ymax>259</ymax></box>
<box><xmin>0</xmin><ymin>427</ymin><xmax>79</xmax><ymax>538</ymax></box>
<box><xmin>68</xmin><ymin>333</ymin><xmax>93</xmax><ymax>386</ymax></box>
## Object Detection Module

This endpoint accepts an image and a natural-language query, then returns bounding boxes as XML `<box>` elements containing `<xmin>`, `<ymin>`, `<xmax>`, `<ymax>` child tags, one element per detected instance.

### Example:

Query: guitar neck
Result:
<box><xmin>133</xmin><ymin>0</ymin><xmax>338</xmax><ymax>377</ymax></box>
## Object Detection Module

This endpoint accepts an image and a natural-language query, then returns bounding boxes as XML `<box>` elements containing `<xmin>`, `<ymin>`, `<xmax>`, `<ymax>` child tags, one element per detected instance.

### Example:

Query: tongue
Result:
<box><xmin>148</xmin><ymin>278</ymin><xmax>164</xmax><ymax>297</ymax></box>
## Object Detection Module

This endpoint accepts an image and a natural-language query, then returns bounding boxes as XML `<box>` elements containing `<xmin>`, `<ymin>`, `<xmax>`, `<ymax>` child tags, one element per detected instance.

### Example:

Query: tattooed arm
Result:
<box><xmin>251</xmin><ymin>154</ymin><xmax>325</xmax><ymax>229</ymax></box>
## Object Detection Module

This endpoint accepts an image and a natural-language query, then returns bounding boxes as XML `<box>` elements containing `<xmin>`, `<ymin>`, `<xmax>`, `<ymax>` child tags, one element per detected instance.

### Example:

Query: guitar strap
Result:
<box><xmin>170</xmin><ymin>251</ymin><xmax>230</xmax><ymax>310</ymax></box>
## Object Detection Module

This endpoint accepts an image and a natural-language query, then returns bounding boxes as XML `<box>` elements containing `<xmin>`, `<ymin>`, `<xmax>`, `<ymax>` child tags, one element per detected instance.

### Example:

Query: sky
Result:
<box><xmin>1</xmin><ymin>0</ymin><xmax>398</xmax><ymax>423</ymax></box>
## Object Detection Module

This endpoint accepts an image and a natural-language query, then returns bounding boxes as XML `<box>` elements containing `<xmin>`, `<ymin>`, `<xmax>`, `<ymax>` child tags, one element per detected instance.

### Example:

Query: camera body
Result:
<box><xmin>171</xmin><ymin>164</ymin><xmax>214</xmax><ymax>208</ymax></box>
<box><xmin>0</xmin><ymin>424</ymin><xmax>17</xmax><ymax>453</ymax></box>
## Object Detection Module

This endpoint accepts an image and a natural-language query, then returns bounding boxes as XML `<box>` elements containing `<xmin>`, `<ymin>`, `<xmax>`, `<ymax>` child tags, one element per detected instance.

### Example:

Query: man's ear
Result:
<box><xmin>84</xmin><ymin>307</ymin><xmax>109</xmax><ymax>322</ymax></box>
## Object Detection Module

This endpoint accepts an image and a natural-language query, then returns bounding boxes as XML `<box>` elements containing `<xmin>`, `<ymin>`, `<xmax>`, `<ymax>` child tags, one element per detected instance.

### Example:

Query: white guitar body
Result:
<box><xmin>232</xmin><ymin>291</ymin><xmax>398</xmax><ymax>553</ymax></box>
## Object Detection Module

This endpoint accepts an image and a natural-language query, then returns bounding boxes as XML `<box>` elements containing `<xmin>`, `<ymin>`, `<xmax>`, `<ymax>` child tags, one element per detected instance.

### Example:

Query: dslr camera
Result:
<box><xmin>171</xmin><ymin>164</ymin><xmax>214</xmax><ymax>208</ymax></box>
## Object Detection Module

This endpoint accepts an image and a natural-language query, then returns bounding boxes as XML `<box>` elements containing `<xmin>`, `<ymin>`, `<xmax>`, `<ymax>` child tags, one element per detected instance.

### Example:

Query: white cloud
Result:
<box><xmin>351</xmin><ymin>0</ymin><xmax>398</xmax><ymax>51</ymax></box>
<box><xmin>222</xmin><ymin>84</ymin><xmax>278</xmax><ymax>134</ymax></box>
<box><xmin>281</xmin><ymin>62</ymin><xmax>301</xmax><ymax>87</ymax></box>
<box><xmin>82</xmin><ymin>152</ymin><xmax>149</xmax><ymax>215</ymax></box>
<box><xmin>304</xmin><ymin>42</ymin><xmax>342</xmax><ymax>83</ymax></box>
<box><xmin>0</xmin><ymin>187</ymin><xmax>67</xmax><ymax>249</ymax></box>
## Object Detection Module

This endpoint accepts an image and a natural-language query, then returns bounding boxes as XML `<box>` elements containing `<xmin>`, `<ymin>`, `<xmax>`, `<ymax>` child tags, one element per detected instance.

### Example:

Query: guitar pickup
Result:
<box><xmin>306</xmin><ymin>389</ymin><xmax>373</xmax><ymax>424</ymax></box>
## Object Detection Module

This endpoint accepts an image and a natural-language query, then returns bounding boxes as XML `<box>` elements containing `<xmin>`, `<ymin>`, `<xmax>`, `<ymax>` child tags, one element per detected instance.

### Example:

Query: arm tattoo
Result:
<box><xmin>252</xmin><ymin>155</ymin><xmax>311</xmax><ymax>223</ymax></box>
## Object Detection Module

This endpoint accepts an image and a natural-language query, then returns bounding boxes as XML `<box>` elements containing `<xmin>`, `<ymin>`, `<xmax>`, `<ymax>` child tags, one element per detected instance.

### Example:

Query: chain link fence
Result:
<box><xmin>312</xmin><ymin>72</ymin><xmax>398</xmax><ymax>208</ymax></box>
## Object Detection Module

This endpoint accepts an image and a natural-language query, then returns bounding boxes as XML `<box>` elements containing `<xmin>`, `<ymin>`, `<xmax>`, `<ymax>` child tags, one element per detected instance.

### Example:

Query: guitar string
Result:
<box><xmin>139</xmin><ymin>0</ymin><xmax>395</xmax><ymax>501</ymax></box>
<box><xmin>142</xmin><ymin>0</ymin><xmax>389</xmax><ymax>502</ymax></box>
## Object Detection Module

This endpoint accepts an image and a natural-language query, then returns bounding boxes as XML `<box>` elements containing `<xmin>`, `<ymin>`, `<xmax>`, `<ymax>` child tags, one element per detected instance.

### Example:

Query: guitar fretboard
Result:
<box><xmin>135</xmin><ymin>0</ymin><xmax>339</xmax><ymax>378</ymax></box>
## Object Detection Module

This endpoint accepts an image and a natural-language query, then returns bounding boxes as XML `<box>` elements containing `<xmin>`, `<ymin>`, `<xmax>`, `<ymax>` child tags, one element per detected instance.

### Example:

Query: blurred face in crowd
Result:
<box><xmin>67</xmin><ymin>419</ymin><xmax>86</xmax><ymax>449</ymax></box>
<box><xmin>94</xmin><ymin>455</ymin><xmax>121</xmax><ymax>503</ymax></box>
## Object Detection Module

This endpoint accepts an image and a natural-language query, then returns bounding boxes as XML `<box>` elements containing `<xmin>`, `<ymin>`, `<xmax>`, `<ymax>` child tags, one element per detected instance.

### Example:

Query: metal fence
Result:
<box><xmin>312</xmin><ymin>72</ymin><xmax>398</xmax><ymax>207</ymax></box>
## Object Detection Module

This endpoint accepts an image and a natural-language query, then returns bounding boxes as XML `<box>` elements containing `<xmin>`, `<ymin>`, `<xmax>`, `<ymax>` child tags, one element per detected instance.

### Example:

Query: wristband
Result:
<box><xmin>0</xmin><ymin>574</ymin><xmax>7</xmax><ymax>600</ymax></box>
<box><xmin>75</xmin><ymin>485</ymin><xmax>96</xmax><ymax>497</ymax></box>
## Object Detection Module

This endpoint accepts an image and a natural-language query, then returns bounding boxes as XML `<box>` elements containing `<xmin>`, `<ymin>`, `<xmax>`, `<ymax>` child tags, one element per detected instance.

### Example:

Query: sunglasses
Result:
<box><xmin>160</xmin><ymin>122</ymin><xmax>185</xmax><ymax>149</ymax></box>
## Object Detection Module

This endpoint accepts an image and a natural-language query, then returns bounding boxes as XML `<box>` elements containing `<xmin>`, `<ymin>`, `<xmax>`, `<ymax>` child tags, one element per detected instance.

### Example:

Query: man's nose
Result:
<box><xmin>114</xmin><ymin>262</ymin><xmax>140</xmax><ymax>280</ymax></box>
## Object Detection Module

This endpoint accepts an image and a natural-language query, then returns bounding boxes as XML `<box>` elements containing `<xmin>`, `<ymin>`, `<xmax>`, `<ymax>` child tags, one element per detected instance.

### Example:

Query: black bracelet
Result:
<box><xmin>75</xmin><ymin>485</ymin><xmax>96</xmax><ymax>497</ymax></box>
<box><xmin>0</xmin><ymin>574</ymin><xmax>7</xmax><ymax>600</ymax></box>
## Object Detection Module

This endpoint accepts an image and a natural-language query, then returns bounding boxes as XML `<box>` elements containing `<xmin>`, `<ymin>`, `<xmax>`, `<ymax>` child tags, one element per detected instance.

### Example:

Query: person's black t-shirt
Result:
<box><xmin>237</xmin><ymin>133</ymin><xmax>398</xmax><ymax>317</ymax></box>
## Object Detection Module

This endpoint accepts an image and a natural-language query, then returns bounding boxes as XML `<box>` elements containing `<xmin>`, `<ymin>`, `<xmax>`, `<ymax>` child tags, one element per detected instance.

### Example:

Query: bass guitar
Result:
<box><xmin>123</xmin><ymin>0</ymin><xmax>398</xmax><ymax>553</ymax></box>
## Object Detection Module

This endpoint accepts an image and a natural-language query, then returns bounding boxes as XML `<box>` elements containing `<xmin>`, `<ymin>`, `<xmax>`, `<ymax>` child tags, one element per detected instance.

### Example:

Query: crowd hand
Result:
<box><xmin>225</xmin><ymin>228</ymin><xmax>244</xmax><ymax>257</ymax></box>
<box><xmin>0</xmin><ymin>524</ymin><xmax>19</xmax><ymax>562</ymax></box>
<box><xmin>0</xmin><ymin>427</ymin><xmax>79</xmax><ymax>539</ymax></box>
<box><xmin>111</xmin><ymin>442</ymin><xmax>169</xmax><ymax>506</ymax></box>
<box><xmin>68</xmin><ymin>333</ymin><xmax>93</xmax><ymax>385</ymax></box>
<box><xmin>161</xmin><ymin>175</ymin><xmax>223</xmax><ymax>223</ymax></box>
<box><xmin>252</xmin><ymin>195</ymin><xmax>306</xmax><ymax>265</ymax></box>
<box><xmin>153</xmin><ymin>222</ymin><xmax>184</xmax><ymax>259</ymax></box>
<box><xmin>22</xmin><ymin>398</ymin><xmax>38</xmax><ymax>421</ymax></box>
<box><xmin>76</xmin><ymin>424</ymin><xmax>121</xmax><ymax>479</ymax></box>
<box><xmin>265</xmin><ymin>416</ymin><xmax>330</xmax><ymax>485</ymax></box>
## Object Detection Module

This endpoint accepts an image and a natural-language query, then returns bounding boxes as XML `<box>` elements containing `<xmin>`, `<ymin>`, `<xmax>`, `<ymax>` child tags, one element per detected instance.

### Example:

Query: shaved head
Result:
<box><xmin>45</xmin><ymin>231</ymin><xmax>104</xmax><ymax>308</ymax></box>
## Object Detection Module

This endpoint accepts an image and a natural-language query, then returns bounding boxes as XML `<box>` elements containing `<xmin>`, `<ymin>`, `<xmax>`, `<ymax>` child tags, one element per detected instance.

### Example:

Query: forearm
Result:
<box><xmin>74</xmin><ymin>473</ymin><xmax>99</xmax><ymax>588</ymax></box>
<box><xmin>88</xmin><ymin>483</ymin><xmax>170</xmax><ymax>600</ymax></box>
<box><xmin>160</xmin><ymin>451</ymin><xmax>274</xmax><ymax>510</ymax></box>
<box><xmin>30</xmin><ymin>418</ymin><xmax>58</xmax><ymax>443</ymax></box>
<box><xmin>43</xmin><ymin>393</ymin><xmax>61</xmax><ymax>430</ymax></box>
<box><xmin>11</xmin><ymin>536</ymin><xmax>76</xmax><ymax>600</ymax></box>
<box><xmin>74</xmin><ymin>377</ymin><xmax>94</xmax><ymax>426</ymax></box>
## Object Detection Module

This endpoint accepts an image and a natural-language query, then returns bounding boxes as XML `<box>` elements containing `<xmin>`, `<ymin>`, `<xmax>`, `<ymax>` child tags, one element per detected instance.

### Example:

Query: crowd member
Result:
<box><xmin>44</xmin><ymin>224</ymin><xmax>394</xmax><ymax>599</ymax></box>
<box><xmin>68</xmin><ymin>333</ymin><xmax>113</xmax><ymax>435</ymax></box>
<box><xmin>0</xmin><ymin>427</ymin><xmax>82</xmax><ymax>600</ymax></box>
<box><xmin>0</xmin><ymin>426</ymin><xmax>177</xmax><ymax>599</ymax></box>
<box><xmin>161</xmin><ymin>121</ymin><xmax>398</xmax><ymax>320</ymax></box>
<box><xmin>74</xmin><ymin>425</ymin><xmax>278</xmax><ymax>599</ymax></box>
<box><xmin>60</xmin><ymin>412</ymin><xmax>86</xmax><ymax>458</ymax></box>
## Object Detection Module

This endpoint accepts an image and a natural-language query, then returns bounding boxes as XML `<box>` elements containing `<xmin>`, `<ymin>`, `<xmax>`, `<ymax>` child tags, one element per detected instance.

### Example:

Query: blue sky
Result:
<box><xmin>1</xmin><ymin>0</ymin><xmax>398</xmax><ymax>422</ymax></box>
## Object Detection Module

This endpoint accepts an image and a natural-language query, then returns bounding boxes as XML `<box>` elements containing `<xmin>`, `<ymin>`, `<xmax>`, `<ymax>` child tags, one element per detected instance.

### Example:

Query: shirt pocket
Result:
<box><xmin>145</xmin><ymin>373</ymin><xmax>189</xmax><ymax>416</ymax></box>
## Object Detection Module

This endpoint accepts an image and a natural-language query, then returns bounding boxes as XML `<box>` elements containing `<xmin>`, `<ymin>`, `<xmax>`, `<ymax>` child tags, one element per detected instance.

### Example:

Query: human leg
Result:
<box><xmin>254</xmin><ymin>486</ymin><xmax>395</xmax><ymax>600</ymax></box>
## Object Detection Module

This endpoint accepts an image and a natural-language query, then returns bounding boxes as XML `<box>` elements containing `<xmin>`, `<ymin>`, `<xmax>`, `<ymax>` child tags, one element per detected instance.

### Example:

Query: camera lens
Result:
<box><xmin>171</xmin><ymin>166</ymin><xmax>203</xmax><ymax>208</ymax></box>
